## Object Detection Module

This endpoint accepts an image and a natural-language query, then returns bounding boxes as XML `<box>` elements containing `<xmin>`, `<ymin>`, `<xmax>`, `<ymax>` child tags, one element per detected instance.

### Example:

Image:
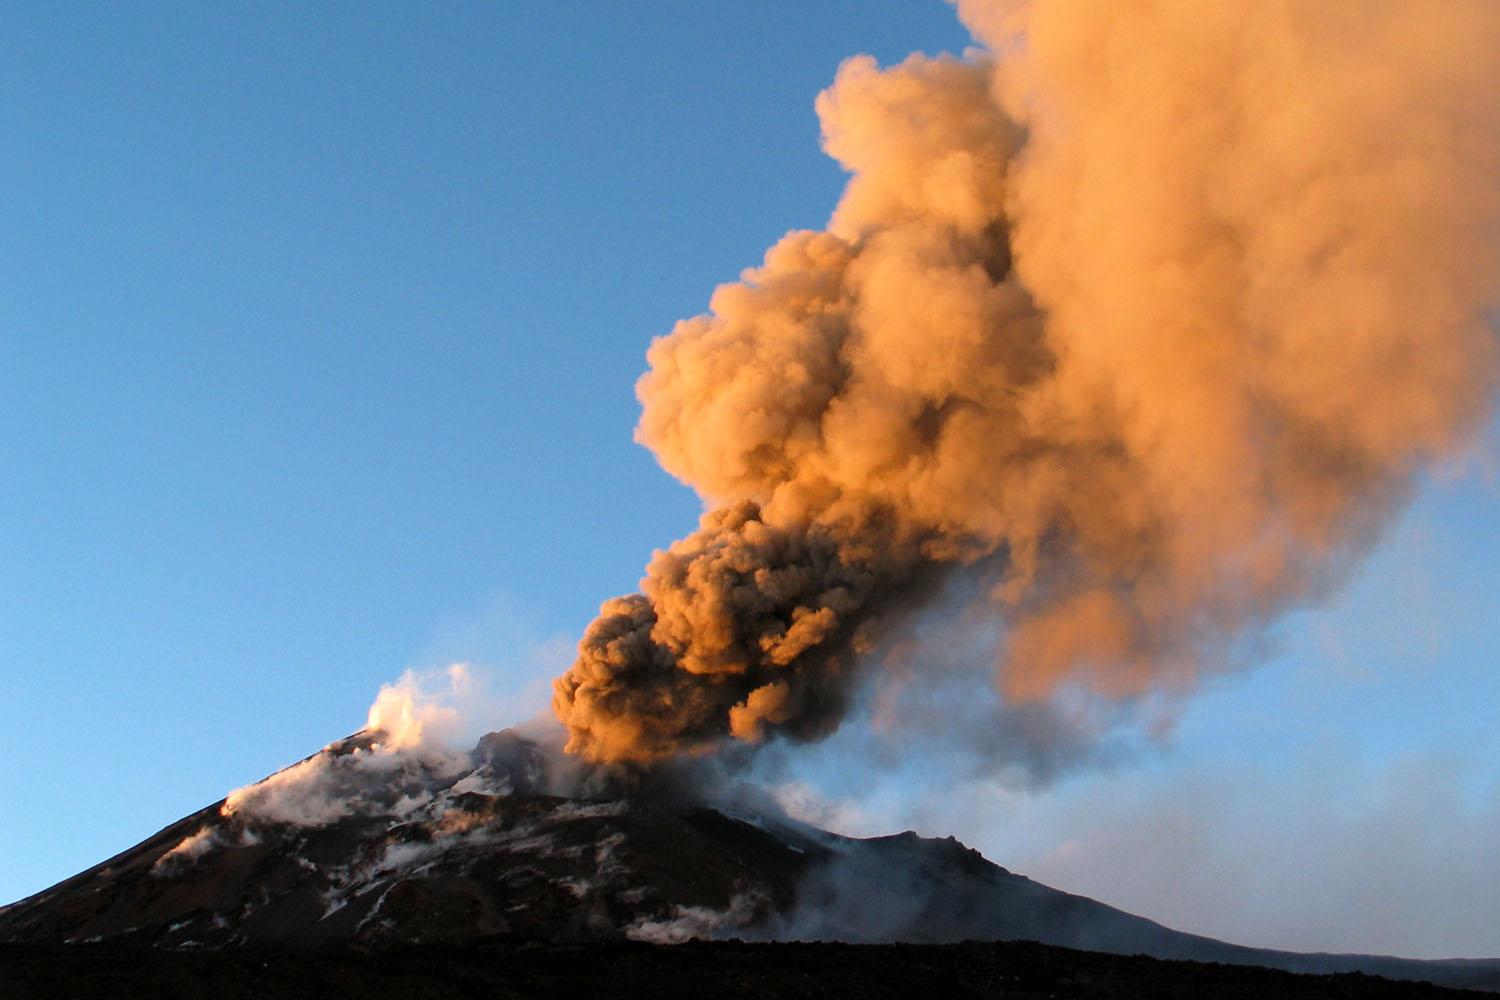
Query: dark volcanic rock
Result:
<box><xmin>0</xmin><ymin>939</ymin><xmax>1487</xmax><ymax>1000</ymax></box>
<box><xmin>2</xmin><ymin>729</ymin><xmax>1497</xmax><ymax>994</ymax></box>
<box><xmin>0</xmin><ymin>734</ymin><xmax>812</xmax><ymax>949</ymax></box>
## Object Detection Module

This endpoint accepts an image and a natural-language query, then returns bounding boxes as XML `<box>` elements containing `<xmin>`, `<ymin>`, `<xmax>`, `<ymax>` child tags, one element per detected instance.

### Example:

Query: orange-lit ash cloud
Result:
<box><xmin>553</xmin><ymin>0</ymin><xmax>1500</xmax><ymax>764</ymax></box>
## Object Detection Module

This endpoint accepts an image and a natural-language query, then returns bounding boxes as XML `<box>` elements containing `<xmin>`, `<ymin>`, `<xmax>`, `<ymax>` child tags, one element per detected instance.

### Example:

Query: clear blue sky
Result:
<box><xmin>2</xmin><ymin>2</ymin><xmax>1496</xmax><ymax>958</ymax></box>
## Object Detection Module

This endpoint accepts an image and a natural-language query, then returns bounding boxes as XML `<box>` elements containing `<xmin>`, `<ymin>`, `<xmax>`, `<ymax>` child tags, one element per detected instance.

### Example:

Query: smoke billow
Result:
<box><xmin>554</xmin><ymin>1</ymin><xmax>1500</xmax><ymax>764</ymax></box>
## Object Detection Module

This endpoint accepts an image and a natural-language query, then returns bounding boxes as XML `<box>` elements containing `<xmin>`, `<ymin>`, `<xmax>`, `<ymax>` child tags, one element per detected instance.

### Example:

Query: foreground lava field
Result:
<box><xmin>2</xmin><ymin>939</ymin><xmax>1491</xmax><ymax>1000</ymax></box>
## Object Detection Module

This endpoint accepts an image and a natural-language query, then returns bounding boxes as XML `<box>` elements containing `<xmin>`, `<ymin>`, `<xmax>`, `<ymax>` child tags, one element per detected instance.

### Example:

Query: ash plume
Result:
<box><xmin>555</xmin><ymin>0</ymin><xmax>1500</xmax><ymax>765</ymax></box>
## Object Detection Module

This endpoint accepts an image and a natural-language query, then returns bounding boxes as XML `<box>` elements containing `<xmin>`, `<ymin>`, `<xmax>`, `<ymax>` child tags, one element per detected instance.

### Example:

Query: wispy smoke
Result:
<box><xmin>555</xmin><ymin>0</ymin><xmax>1500</xmax><ymax>764</ymax></box>
<box><xmin>222</xmin><ymin>665</ymin><xmax>548</xmax><ymax>828</ymax></box>
<box><xmin>365</xmin><ymin>664</ymin><xmax>474</xmax><ymax>751</ymax></box>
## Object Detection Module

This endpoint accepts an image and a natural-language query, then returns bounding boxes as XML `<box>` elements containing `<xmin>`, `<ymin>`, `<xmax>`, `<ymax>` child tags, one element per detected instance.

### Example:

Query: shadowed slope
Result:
<box><xmin>1</xmin><ymin>731</ymin><xmax>1496</xmax><ymax>993</ymax></box>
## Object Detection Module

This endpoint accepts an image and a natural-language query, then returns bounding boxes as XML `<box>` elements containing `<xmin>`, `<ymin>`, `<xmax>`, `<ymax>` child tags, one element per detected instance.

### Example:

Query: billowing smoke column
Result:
<box><xmin>555</xmin><ymin>0</ymin><xmax>1500</xmax><ymax>764</ymax></box>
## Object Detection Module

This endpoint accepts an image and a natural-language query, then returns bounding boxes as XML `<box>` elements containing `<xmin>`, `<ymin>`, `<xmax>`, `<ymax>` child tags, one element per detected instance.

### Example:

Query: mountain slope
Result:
<box><xmin>2</xmin><ymin>730</ymin><xmax>1496</xmax><ymax>993</ymax></box>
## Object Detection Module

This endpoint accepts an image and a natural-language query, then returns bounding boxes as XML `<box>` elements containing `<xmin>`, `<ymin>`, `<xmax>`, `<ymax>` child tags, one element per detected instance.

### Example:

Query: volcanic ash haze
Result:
<box><xmin>553</xmin><ymin>0</ymin><xmax>1500</xmax><ymax>765</ymax></box>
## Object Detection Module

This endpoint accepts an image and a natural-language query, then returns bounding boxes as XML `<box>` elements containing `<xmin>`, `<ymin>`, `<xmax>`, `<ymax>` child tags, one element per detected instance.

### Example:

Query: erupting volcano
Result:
<box><xmin>7</xmin><ymin>1</ymin><xmax>1500</xmax><ymax>996</ymax></box>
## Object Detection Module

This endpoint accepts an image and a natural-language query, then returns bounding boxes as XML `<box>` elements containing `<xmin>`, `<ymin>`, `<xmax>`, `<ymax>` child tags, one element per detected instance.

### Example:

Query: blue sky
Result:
<box><xmin>2</xmin><ymin>3</ymin><xmax>1496</xmax><ymax>958</ymax></box>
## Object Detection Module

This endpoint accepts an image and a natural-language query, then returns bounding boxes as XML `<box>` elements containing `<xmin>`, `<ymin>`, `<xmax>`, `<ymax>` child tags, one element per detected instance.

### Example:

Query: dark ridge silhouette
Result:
<box><xmin>2</xmin><ymin>730</ymin><xmax>1496</xmax><ymax>994</ymax></box>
